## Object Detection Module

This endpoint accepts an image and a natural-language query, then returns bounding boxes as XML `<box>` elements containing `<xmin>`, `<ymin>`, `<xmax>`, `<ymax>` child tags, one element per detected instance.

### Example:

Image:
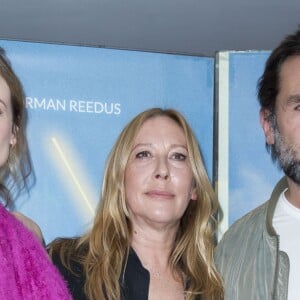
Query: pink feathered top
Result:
<box><xmin>0</xmin><ymin>203</ymin><xmax>71</xmax><ymax>299</ymax></box>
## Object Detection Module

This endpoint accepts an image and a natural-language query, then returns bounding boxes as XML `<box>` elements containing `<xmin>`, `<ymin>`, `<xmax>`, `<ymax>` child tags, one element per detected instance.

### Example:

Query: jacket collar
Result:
<box><xmin>266</xmin><ymin>176</ymin><xmax>288</xmax><ymax>236</ymax></box>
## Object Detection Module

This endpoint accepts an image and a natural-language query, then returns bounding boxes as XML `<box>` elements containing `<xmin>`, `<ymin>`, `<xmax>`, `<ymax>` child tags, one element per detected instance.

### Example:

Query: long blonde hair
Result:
<box><xmin>49</xmin><ymin>108</ymin><xmax>223</xmax><ymax>299</ymax></box>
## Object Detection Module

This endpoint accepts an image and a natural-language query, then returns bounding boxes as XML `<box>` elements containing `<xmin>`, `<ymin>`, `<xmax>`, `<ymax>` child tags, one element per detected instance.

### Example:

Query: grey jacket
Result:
<box><xmin>215</xmin><ymin>177</ymin><xmax>290</xmax><ymax>300</ymax></box>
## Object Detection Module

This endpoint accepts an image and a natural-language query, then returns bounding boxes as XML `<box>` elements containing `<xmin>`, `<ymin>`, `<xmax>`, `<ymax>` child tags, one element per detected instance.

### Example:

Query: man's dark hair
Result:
<box><xmin>257</xmin><ymin>28</ymin><xmax>300</xmax><ymax>158</ymax></box>
<box><xmin>258</xmin><ymin>28</ymin><xmax>300</xmax><ymax>113</ymax></box>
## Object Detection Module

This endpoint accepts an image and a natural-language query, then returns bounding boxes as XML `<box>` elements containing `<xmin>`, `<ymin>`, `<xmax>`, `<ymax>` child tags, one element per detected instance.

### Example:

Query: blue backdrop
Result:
<box><xmin>1</xmin><ymin>40</ymin><xmax>214</xmax><ymax>243</ymax></box>
<box><xmin>217</xmin><ymin>51</ymin><xmax>282</xmax><ymax>235</ymax></box>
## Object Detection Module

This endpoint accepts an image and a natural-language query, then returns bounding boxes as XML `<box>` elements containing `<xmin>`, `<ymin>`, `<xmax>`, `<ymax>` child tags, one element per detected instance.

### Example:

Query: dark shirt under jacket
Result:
<box><xmin>52</xmin><ymin>248</ymin><xmax>200</xmax><ymax>300</ymax></box>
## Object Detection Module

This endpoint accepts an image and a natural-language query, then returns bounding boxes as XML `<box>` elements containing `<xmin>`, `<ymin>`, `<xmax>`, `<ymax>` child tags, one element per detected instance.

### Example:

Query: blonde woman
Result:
<box><xmin>49</xmin><ymin>108</ymin><xmax>223</xmax><ymax>300</ymax></box>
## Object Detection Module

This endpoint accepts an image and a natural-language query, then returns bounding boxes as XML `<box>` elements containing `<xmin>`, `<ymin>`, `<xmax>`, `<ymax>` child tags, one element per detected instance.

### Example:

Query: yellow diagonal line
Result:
<box><xmin>51</xmin><ymin>137</ymin><xmax>94</xmax><ymax>215</ymax></box>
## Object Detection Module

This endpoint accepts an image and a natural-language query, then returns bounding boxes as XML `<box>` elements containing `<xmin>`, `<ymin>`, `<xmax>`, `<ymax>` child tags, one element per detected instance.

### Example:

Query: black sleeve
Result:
<box><xmin>51</xmin><ymin>251</ymin><xmax>87</xmax><ymax>300</ymax></box>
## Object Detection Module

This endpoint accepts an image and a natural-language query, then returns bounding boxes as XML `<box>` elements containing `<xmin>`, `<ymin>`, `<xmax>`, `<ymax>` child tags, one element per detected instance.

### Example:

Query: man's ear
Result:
<box><xmin>260</xmin><ymin>109</ymin><xmax>275</xmax><ymax>145</ymax></box>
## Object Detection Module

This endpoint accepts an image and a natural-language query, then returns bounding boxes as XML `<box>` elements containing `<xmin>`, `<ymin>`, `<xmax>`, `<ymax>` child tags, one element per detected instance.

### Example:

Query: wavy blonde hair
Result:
<box><xmin>49</xmin><ymin>108</ymin><xmax>223</xmax><ymax>300</ymax></box>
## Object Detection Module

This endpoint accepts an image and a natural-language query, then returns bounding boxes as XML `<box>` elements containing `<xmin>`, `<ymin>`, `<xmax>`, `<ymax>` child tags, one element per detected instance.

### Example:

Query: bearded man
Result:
<box><xmin>215</xmin><ymin>28</ymin><xmax>300</xmax><ymax>300</ymax></box>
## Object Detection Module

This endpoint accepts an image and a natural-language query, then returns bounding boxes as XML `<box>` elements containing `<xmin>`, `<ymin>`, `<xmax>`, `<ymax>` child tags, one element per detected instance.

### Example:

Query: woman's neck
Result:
<box><xmin>130</xmin><ymin>227</ymin><xmax>185</xmax><ymax>300</ymax></box>
<box><xmin>131</xmin><ymin>226</ymin><xmax>176</xmax><ymax>272</ymax></box>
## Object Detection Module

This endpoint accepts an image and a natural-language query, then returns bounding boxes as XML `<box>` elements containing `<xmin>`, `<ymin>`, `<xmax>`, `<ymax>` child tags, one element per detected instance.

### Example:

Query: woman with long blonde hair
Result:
<box><xmin>49</xmin><ymin>108</ymin><xmax>223</xmax><ymax>300</ymax></box>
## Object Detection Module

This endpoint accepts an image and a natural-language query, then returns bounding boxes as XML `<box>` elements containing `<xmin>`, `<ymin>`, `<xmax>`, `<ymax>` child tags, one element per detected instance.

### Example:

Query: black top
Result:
<box><xmin>52</xmin><ymin>248</ymin><xmax>149</xmax><ymax>300</ymax></box>
<box><xmin>52</xmin><ymin>247</ymin><xmax>200</xmax><ymax>300</ymax></box>
<box><xmin>52</xmin><ymin>250</ymin><xmax>87</xmax><ymax>299</ymax></box>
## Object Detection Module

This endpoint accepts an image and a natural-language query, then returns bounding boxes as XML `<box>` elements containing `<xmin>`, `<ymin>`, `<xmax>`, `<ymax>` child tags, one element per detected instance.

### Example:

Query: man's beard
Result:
<box><xmin>273</xmin><ymin>124</ymin><xmax>300</xmax><ymax>184</ymax></box>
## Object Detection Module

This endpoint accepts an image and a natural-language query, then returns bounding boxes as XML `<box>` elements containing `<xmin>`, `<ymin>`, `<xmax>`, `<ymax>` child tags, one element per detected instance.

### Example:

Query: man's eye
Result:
<box><xmin>136</xmin><ymin>151</ymin><xmax>151</xmax><ymax>159</ymax></box>
<box><xmin>171</xmin><ymin>153</ymin><xmax>187</xmax><ymax>161</ymax></box>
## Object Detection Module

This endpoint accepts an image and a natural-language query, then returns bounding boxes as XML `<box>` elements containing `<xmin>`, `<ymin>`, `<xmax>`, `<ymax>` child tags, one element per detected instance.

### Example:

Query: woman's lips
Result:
<box><xmin>145</xmin><ymin>190</ymin><xmax>174</xmax><ymax>198</ymax></box>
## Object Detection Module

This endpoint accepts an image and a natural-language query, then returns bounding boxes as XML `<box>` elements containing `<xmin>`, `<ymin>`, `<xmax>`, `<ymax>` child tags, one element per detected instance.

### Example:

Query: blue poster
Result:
<box><xmin>1</xmin><ymin>40</ymin><xmax>214</xmax><ymax>243</ymax></box>
<box><xmin>217</xmin><ymin>51</ymin><xmax>282</xmax><ymax>235</ymax></box>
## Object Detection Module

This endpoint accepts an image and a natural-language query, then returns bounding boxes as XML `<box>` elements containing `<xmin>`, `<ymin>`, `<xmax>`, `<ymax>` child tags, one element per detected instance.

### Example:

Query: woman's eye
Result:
<box><xmin>171</xmin><ymin>153</ymin><xmax>187</xmax><ymax>161</ymax></box>
<box><xmin>136</xmin><ymin>151</ymin><xmax>151</xmax><ymax>159</ymax></box>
